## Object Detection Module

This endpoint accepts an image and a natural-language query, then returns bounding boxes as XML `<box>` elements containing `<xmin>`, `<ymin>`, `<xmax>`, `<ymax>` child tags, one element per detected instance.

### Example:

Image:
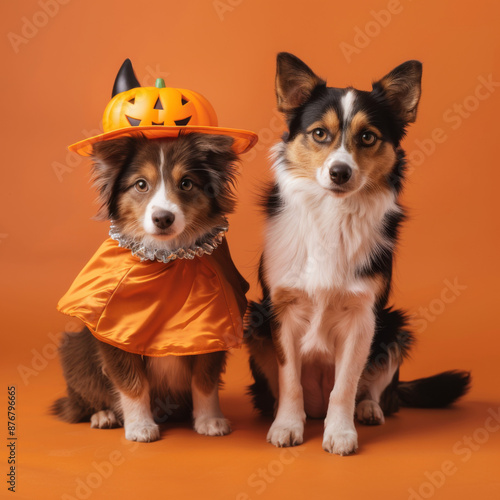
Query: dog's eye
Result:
<box><xmin>134</xmin><ymin>179</ymin><xmax>149</xmax><ymax>192</ymax></box>
<box><xmin>360</xmin><ymin>131</ymin><xmax>378</xmax><ymax>147</ymax></box>
<box><xmin>311</xmin><ymin>128</ymin><xmax>330</xmax><ymax>143</ymax></box>
<box><xmin>180</xmin><ymin>178</ymin><xmax>193</xmax><ymax>191</ymax></box>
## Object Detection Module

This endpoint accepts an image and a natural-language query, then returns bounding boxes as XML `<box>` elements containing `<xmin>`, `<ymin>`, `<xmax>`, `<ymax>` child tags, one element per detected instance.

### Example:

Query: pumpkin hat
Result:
<box><xmin>69</xmin><ymin>59</ymin><xmax>258</xmax><ymax>156</ymax></box>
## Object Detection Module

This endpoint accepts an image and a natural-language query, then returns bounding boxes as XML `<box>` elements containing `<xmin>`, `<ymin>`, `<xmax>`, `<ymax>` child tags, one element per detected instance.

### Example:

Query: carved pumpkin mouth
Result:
<box><xmin>68</xmin><ymin>59</ymin><xmax>258</xmax><ymax>156</ymax></box>
<box><xmin>125</xmin><ymin>115</ymin><xmax>192</xmax><ymax>127</ymax></box>
<box><xmin>174</xmin><ymin>116</ymin><xmax>192</xmax><ymax>126</ymax></box>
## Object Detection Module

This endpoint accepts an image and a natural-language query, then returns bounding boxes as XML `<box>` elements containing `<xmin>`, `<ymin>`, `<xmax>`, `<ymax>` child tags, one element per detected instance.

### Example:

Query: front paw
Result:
<box><xmin>194</xmin><ymin>417</ymin><xmax>231</xmax><ymax>436</ymax></box>
<box><xmin>267</xmin><ymin>419</ymin><xmax>304</xmax><ymax>447</ymax></box>
<box><xmin>124</xmin><ymin>421</ymin><xmax>160</xmax><ymax>442</ymax></box>
<box><xmin>322</xmin><ymin>425</ymin><xmax>358</xmax><ymax>455</ymax></box>
<box><xmin>90</xmin><ymin>410</ymin><xmax>121</xmax><ymax>429</ymax></box>
<box><xmin>356</xmin><ymin>399</ymin><xmax>385</xmax><ymax>425</ymax></box>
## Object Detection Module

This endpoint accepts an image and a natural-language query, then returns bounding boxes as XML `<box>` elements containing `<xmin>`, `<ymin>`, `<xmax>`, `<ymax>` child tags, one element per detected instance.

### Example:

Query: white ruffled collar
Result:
<box><xmin>108</xmin><ymin>219</ymin><xmax>229</xmax><ymax>263</ymax></box>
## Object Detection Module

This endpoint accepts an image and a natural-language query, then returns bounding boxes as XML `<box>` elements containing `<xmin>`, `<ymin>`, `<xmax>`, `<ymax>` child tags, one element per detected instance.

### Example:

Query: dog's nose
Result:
<box><xmin>329</xmin><ymin>163</ymin><xmax>352</xmax><ymax>185</ymax></box>
<box><xmin>152</xmin><ymin>210</ymin><xmax>175</xmax><ymax>230</ymax></box>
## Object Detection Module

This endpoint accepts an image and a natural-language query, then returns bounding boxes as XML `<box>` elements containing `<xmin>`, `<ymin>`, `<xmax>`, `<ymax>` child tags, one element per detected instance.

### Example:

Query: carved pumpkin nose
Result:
<box><xmin>152</xmin><ymin>210</ymin><xmax>175</xmax><ymax>230</ymax></box>
<box><xmin>102</xmin><ymin>61</ymin><xmax>218</xmax><ymax>133</ymax></box>
<box><xmin>68</xmin><ymin>58</ymin><xmax>258</xmax><ymax>156</ymax></box>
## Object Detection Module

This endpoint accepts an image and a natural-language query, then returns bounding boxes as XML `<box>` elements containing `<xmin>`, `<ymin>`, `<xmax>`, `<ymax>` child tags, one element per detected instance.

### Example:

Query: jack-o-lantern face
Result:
<box><xmin>68</xmin><ymin>59</ymin><xmax>258</xmax><ymax>157</ymax></box>
<box><xmin>103</xmin><ymin>82</ymin><xmax>218</xmax><ymax>133</ymax></box>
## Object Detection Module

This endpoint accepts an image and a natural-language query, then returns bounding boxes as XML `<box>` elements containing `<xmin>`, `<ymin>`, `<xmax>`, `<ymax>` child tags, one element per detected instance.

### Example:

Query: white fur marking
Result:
<box><xmin>90</xmin><ymin>410</ymin><xmax>120</xmax><ymax>429</ymax></box>
<box><xmin>142</xmin><ymin>152</ymin><xmax>186</xmax><ymax>236</ymax></box>
<box><xmin>268</xmin><ymin>144</ymin><xmax>398</xmax><ymax>296</ymax></box>
<box><xmin>356</xmin><ymin>353</ymin><xmax>399</xmax><ymax>425</ymax></box>
<box><xmin>266</xmin><ymin>141</ymin><xmax>400</xmax><ymax>453</ymax></box>
<box><xmin>341</xmin><ymin>90</ymin><xmax>356</xmax><ymax>131</ymax></box>
<box><xmin>314</xmin><ymin>90</ymin><xmax>357</xmax><ymax>191</ymax></box>
<box><xmin>267</xmin><ymin>302</ymin><xmax>306</xmax><ymax>447</ymax></box>
<box><xmin>119</xmin><ymin>387</ymin><xmax>160</xmax><ymax>442</ymax></box>
<box><xmin>316</xmin><ymin>145</ymin><xmax>358</xmax><ymax>190</ymax></box>
<box><xmin>192</xmin><ymin>384</ymin><xmax>231</xmax><ymax>436</ymax></box>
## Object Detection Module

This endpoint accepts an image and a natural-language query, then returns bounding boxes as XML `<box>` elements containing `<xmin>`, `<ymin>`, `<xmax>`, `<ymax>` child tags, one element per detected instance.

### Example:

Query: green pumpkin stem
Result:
<box><xmin>155</xmin><ymin>78</ymin><xmax>166</xmax><ymax>88</ymax></box>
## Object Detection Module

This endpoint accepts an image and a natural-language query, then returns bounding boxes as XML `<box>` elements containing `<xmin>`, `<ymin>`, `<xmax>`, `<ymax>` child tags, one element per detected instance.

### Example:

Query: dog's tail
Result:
<box><xmin>396</xmin><ymin>370</ymin><xmax>471</xmax><ymax>408</ymax></box>
<box><xmin>50</xmin><ymin>397</ymin><xmax>84</xmax><ymax>423</ymax></box>
<box><xmin>50</xmin><ymin>391</ymin><xmax>91</xmax><ymax>423</ymax></box>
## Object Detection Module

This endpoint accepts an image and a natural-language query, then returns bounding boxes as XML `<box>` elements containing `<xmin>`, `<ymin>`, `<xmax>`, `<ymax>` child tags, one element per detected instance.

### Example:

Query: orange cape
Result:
<box><xmin>57</xmin><ymin>238</ymin><xmax>248</xmax><ymax>356</ymax></box>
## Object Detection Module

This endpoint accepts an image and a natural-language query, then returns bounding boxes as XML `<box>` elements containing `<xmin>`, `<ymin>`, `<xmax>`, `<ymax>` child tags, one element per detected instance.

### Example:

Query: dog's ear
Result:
<box><xmin>194</xmin><ymin>134</ymin><xmax>235</xmax><ymax>155</ymax></box>
<box><xmin>275</xmin><ymin>52</ymin><xmax>326</xmax><ymax>114</ymax></box>
<box><xmin>373</xmin><ymin>60</ymin><xmax>422</xmax><ymax>124</ymax></box>
<box><xmin>189</xmin><ymin>134</ymin><xmax>238</xmax><ymax>214</ymax></box>
<box><xmin>91</xmin><ymin>136</ymin><xmax>139</xmax><ymax>220</ymax></box>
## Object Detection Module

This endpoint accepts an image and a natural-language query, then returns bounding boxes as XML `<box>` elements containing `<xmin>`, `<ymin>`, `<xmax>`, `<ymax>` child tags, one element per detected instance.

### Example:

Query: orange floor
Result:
<box><xmin>3</xmin><ymin>324</ymin><xmax>499</xmax><ymax>500</ymax></box>
<box><xmin>3</xmin><ymin>0</ymin><xmax>500</xmax><ymax>498</ymax></box>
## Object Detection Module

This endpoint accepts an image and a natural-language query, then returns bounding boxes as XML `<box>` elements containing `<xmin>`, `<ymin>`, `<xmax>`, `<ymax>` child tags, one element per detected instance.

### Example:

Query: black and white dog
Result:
<box><xmin>245</xmin><ymin>53</ymin><xmax>470</xmax><ymax>455</ymax></box>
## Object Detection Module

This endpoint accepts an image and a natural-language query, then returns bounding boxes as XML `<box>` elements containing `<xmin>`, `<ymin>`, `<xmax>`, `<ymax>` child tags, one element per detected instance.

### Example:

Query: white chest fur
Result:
<box><xmin>264</xmin><ymin>150</ymin><xmax>399</xmax><ymax>298</ymax></box>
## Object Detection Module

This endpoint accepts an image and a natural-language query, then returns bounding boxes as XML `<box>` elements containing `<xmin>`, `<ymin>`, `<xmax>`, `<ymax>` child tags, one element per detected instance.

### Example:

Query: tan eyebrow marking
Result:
<box><xmin>135</xmin><ymin>162</ymin><xmax>159</xmax><ymax>184</ymax></box>
<box><xmin>349</xmin><ymin>111</ymin><xmax>382</xmax><ymax>138</ymax></box>
<box><xmin>306</xmin><ymin>108</ymin><xmax>341</xmax><ymax>136</ymax></box>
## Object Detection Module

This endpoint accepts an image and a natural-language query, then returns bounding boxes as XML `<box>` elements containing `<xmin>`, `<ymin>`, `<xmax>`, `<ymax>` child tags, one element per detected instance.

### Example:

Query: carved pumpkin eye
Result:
<box><xmin>102</xmin><ymin>61</ymin><xmax>220</xmax><ymax>139</ymax></box>
<box><xmin>180</xmin><ymin>178</ymin><xmax>193</xmax><ymax>191</ymax></box>
<box><xmin>135</xmin><ymin>179</ymin><xmax>149</xmax><ymax>192</ymax></box>
<box><xmin>120</xmin><ymin>88</ymin><xmax>195</xmax><ymax>128</ymax></box>
<box><xmin>126</xmin><ymin>116</ymin><xmax>141</xmax><ymax>126</ymax></box>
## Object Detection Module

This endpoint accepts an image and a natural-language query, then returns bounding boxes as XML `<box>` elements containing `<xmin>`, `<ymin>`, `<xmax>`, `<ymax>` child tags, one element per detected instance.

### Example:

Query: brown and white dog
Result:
<box><xmin>53</xmin><ymin>132</ymin><xmax>245</xmax><ymax>442</ymax></box>
<box><xmin>245</xmin><ymin>53</ymin><xmax>470</xmax><ymax>455</ymax></box>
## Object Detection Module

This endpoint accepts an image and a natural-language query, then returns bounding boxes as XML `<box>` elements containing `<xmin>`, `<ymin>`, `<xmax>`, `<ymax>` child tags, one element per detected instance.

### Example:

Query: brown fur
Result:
<box><xmin>98</xmin><ymin>342</ymin><xmax>148</xmax><ymax>399</ymax></box>
<box><xmin>270</xmin><ymin>287</ymin><xmax>305</xmax><ymax>366</ymax></box>
<box><xmin>378</xmin><ymin>62</ymin><xmax>422</xmax><ymax>123</ymax></box>
<box><xmin>192</xmin><ymin>351</ymin><xmax>227</xmax><ymax>395</ymax></box>
<box><xmin>52</xmin><ymin>328</ymin><xmax>225</xmax><ymax>424</ymax></box>
<box><xmin>94</xmin><ymin>133</ymin><xmax>237</xmax><ymax>248</ymax></box>
<box><xmin>285</xmin><ymin>114</ymin><xmax>342</xmax><ymax>181</ymax></box>
<box><xmin>275</xmin><ymin>53</ymin><xmax>326</xmax><ymax>113</ymax></box>
<box><xmin>284</xmin><ymin>107</ymin><xmax>398</xmax><ymax>196</ymax></box>
<box><xmin>53</xmin><ymin>133</ymin><xmax>241</xmax><ymax>438</ymax></box>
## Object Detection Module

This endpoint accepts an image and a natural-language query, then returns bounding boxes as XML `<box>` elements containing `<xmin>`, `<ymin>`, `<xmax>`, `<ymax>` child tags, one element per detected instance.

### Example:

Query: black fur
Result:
<box><xmin>262</xmin><ymin>183</ymin><xmax>284</xmax><ymax>218</ymax></box>
<box><xmin>247</xmin><ymin>356</ymin><xmax>275</xmax><ymax>418</ymax></box>
<box><xmin>93</xmin><ymin>133</ymin><xmax>239</xmax><ymax>223</ymax></box>
<box><xmin>245</xmin><ymin>55</ymin><xmax>470</xmax><ymax>421</ymax></box>
<box><xmin>368</xmin><ymin>307</ymin><xmax>414</xmax><ymax>367</ymax></box>
<box><xmin>397</xmin><ymin>371</ymin><xmax>472</xmax><ymax>409</ymax></box>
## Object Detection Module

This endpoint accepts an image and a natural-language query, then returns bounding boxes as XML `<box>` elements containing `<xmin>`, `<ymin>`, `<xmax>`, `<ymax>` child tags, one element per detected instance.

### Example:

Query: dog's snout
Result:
<box><xmin>329</xmin><ymin>163</ymin><xmax>352</xmax><ymax>185</ymax></box>
<box><xmin>152</xmin><ymin>210</ymin><xmax>175</xmax><ymax>230</ymax></box>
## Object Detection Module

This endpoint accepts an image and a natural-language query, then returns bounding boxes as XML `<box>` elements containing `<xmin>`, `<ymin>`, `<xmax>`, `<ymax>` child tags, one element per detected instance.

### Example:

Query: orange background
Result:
<box><xmin>2</xmin><ymin>0</ymin><xmax>500</xmax><ymax>499</ymax></box>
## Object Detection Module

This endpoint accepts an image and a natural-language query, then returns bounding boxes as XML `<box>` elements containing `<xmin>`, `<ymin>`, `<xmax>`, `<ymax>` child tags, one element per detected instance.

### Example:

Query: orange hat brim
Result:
<box><xmin>68</xmin><ymin>126</ymin><xmax>258</xmax><ymax>156</ymax></box>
